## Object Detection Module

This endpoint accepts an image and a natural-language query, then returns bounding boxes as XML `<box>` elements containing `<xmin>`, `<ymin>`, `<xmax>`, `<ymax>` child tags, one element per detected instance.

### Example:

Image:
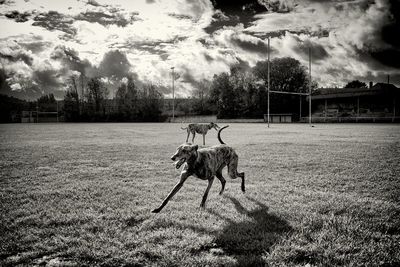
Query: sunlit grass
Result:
<box><xmin>1</xmin><ymin>123</ymin><xmax>399</xmax><ymax>266</ymax></box>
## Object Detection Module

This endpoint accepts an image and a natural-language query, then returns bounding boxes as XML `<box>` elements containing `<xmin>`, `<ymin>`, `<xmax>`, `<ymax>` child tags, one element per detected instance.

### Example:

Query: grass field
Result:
<box><xmin>1</xmin><ymin>123</ymin><xmax>399</xmax><ymax>266</ymax></box>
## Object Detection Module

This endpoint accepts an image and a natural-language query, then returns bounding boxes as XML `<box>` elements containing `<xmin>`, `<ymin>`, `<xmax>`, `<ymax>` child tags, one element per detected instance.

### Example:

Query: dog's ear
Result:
<box><xmin>192</xmin><ymin>144</ymin><xmax>198</xmax><ymax>151</ymax></box>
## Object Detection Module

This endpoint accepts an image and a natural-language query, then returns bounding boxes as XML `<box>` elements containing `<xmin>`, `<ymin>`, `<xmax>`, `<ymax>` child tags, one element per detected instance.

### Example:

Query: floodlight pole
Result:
<box><xmin>267</xmin><ymin>37</ymin><xmax>270</xmax><ymax>128</ymax></box>
<box><xmin>171</xmin><ymin>67</ymin><xmax>175</xmax><ymax>122</ymax></box>
<box><xmin>309</xmin><ymin>46</ymin><xmax>312</xmax><ymax>126</ymax></box>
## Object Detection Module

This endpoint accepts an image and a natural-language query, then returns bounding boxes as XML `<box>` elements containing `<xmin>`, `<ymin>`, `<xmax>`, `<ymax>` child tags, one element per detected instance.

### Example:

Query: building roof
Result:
<box><xmin>312</xmin><ymin>83</ymin><xmax>400</xmax><ymax>100</ymax></box>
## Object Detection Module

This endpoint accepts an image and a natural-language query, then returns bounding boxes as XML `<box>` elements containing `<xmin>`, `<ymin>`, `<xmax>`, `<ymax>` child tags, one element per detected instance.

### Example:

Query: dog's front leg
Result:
<box><xmin>200</xmin><ymin>177</ymin><xmax>214</xmax><ymax>208</ymax></box>
<box><xmin>192</xmin><ymin>132</ymin><xmax>196</xmax><ymax>143</ymax></box>
<box><xmin>152</xmin><ymin>171</ymin><xmax>189</xmax><ymax>213</ymax></box>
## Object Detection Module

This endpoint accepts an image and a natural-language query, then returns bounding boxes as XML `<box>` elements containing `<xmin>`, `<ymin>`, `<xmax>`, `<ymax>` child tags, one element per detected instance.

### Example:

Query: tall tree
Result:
<box><xmin>210</xmin><ymin>72</ymin><xmax>239</xmax><ymax>118</ymax></box>
<box><xmin>37</xmin><ymin>93</ymin><xmax>57</xmax><ymax>112</ymax></box>
<box><xmin>87</xmin><ymin>77</ymin><xmax>108</xmax><ymax>113</ymax></box>
<box><xmin>114</xmin><ymin>76</ymin><xmax>138</xmax><ymax>120</ymax></box>
<box><xmin>115</xmin><ymin>82</ymin><xmax>127</xmax><ymax>118</ymax></box>
<box><xmin>253</xmin><ymin>57</ymin><xmax>310</xmax><ymax>93</ymax></box>
<box><xmin>137</xmin><ymin>83</ymin><xmax>163</xmax><ymax>121</ymax></box>
<box><xmin>192</xmin><ymin>79</ymin><xmax>214</xmax><ymax>115</ymax></box>
<box><xmin>252</xmin><ymin>57</ymin><xmax>315</xmax><ymax>116</ymax></box>
<box><xmin>125</xmin><ymin>76</ymin><xmax>138</xmax><ymax>119</ymax></box>
<box><xmin>64</xmin><ymin>89</ymin><xmax>80</xmax><ymax>121</ymax></box>
<box><xmin>69</xmin><ymin>76</ymin><xmax>80</xmax><ymax>115</ymax></box>
<box><xmin>344</xmin><ymin>80</ymin><xmax>367</xmax><ymax>88</ymax></box>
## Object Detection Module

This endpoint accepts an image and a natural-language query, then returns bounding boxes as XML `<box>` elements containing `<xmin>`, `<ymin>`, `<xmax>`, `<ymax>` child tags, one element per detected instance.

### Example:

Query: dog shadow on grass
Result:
<box><xmin>182</xmin><ymin>196</ymin><xmax>293</xmax><ymax>266</ymax></box>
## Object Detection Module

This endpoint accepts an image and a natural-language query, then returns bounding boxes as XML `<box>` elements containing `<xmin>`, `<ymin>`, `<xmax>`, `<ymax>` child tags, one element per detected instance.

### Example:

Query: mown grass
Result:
<box><xmin>0</xmin><ymin>123</ymin><xmax>399</xmax><ymax>266</ymax></box>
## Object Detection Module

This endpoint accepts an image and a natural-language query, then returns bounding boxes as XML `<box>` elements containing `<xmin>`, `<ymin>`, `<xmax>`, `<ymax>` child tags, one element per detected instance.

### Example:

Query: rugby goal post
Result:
<box><xmin>266</xmin><ymin>37</ymin><xmax>313</xmax><ymax>127</ymax></box>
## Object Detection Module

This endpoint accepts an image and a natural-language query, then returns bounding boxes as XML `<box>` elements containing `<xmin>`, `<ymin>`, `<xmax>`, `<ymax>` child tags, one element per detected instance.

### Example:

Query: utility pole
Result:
<box><xmin>171</xmin><ymin>67</ymin><xmax>175</xmax><ymax>122</ymax></box>
<box><xmin>309</xmin><ymin>46</ymin><xmax>312</xmax><ymax>126</ymax></box>
<box><xmin>267</xmin><ymin>36</ymin><xmax>270</xmax><ymax>128</ymax></box>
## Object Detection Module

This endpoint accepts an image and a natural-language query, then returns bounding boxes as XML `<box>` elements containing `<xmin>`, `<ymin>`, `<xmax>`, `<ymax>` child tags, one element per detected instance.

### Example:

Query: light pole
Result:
<box><xmin>267</xmin><ymin>36</ymin><xmax>270</xmax><ymax>128</ymax></box>
<box><xmin>309</xmin><ymin>46</ymin><xmax>312</xmax><ymax>126</ymax></box>
<box><xmin>171</xmin><ymin>67</ymin><xmax>175</xmax><ymax>122</ymax></box>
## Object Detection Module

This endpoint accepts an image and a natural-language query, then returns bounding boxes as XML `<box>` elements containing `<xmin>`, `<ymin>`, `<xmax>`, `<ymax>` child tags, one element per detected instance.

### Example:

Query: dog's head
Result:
<box><xmin>171</xmin><ymin>143</ymin><xmax>198</xmax><ymax>169</ymax></box>
<box><xmin>209</xmin><ymin>122</ymin><xmax>220</xmax><ymax>131</ymax></box>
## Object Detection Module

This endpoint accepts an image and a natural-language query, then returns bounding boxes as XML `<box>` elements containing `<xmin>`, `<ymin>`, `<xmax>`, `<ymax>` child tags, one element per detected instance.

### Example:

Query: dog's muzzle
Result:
<box><xmin>174</xmin><ymin>158</ymin><xmax>186</xmax><ymax>169</ymax></box>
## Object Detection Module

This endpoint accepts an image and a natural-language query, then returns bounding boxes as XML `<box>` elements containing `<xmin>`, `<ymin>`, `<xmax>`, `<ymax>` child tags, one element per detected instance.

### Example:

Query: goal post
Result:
<box><xmin>266</xmin><ymin>38</ymin><xmax>313</xmax><ymax>126</ymax></box>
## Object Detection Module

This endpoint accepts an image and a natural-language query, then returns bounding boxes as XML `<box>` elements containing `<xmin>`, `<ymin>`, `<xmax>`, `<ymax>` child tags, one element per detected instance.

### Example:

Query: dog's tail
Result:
<box><xmin>181</xmin><ymin>127</ymin><xmax>187</xmax><ymax>130</ymax></box>
<box><xmin>217</xmin><ymin>125</ymin><xmax>229</xmax><ymax>144</ymax></box>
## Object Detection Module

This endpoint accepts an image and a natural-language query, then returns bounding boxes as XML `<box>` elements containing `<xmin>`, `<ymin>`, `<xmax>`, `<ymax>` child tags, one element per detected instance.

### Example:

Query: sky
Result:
<box><xmin>0</xmin><ymin>0</ymin><xmax>399</xmax><ymax>100</ymax></box>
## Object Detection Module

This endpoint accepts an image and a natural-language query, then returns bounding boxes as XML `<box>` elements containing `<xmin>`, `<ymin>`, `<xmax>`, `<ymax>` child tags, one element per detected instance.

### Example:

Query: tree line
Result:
<box><xmin>2</xmin><ymin>55</ymin><xmax>375</xmax><ymax>123</ymax></box>
<box><xmin>63</xmin><ymin>76</ymin><xmax>164</xmax><ymax>122</ymax></box>
<box><xmin>191</xmin><ymin>57</ymin><xmax>315</xmax><ymax>119</ymax></box>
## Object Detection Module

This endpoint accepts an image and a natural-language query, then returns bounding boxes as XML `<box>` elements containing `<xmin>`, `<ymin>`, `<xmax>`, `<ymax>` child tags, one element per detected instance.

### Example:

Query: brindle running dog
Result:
<box><xmin>152</xmin><ymin>125</ymin><xmax>245</xmax><ymax>213</ymax></box>
<box><xmin>181</xmin><ymin>122</ymin><xmax>220</xmax><ymax>145</ymax></box>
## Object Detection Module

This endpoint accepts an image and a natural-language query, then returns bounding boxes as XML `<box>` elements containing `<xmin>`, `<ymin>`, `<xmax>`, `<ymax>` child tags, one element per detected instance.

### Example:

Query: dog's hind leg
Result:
<box><xmin>200</xmin><ymin>177</ymin><xmax>214</xmax><ymax>208</ymax></box>
<box><xmin>216</xmin><ymin>171</ymin><xmax>226</xmax><ymax>195</ymax></box>
<box><xmin>203</xmin><ymin>134</ymin><xmax>205</xmax><ymax>146</ymax></box>
<box><xmin>239</xmin><ymin>172</ymin><xmax>245</xmax><ymax>192</ymax></box>
<box><xmin>152</xmin><ymin>172</ymin><xmax>189</xmax><ymax>213</ymax></box>
<box><xmin>228</xmin><ymin>156</ymin><xmax>245</xmax><ymax>192</ymax></box>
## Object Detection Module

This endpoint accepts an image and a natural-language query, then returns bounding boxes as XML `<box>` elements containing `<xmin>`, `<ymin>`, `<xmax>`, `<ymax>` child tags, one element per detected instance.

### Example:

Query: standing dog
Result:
<box><xmin>181</xmin><ymin>122</ymin><xmax>220</xmax><ymax>145</ymax></box>
<box><xmin>152</xmin><ymin>125</ymin><xmax>245</xmax><ymax>213</ymax></box>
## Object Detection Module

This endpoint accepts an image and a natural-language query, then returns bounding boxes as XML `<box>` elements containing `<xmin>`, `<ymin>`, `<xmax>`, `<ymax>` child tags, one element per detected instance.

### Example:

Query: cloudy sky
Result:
<box><xmin>0</xmin><ymin>0</ymin><xmax>399</xmax><ymax>100</ymax></box>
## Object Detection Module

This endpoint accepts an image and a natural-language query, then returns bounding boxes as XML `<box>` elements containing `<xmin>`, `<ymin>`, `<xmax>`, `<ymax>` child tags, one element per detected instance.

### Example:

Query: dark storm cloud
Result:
<box><xmin>205</xmin><ymin>0</ymin><xmax>268</xmax><ymax>33</ymax></box>
<box><xmin>98</xmin><ymin>50</ymin><xmax>131</xmax><ymax>79</ymax></box>
<box><xmin>167</xmin><ymin>13</ymin><xmax>193</xmax><ymax>20</ymax></box>
<box><xmin>294</xmin><ymin>39</ymin><xmax>329</xmax><ymax>62</ymax></box>
<box><xmin>203</xmin><ymin>52</ymin><xmax>214</xmax><ymax>62</ymax></box>
<box><xmin>370</xmin><ymin>0</ymin><xmax>400</xmax><ymax>68</ymax></box>
<box><xmin>230</xmin><ymin>35</ymin><xmax>268</xmax><ymax>54</ymax></box>
<box><xmin>0</xmin><ymin>51</ymin><xmax>33</xmax><ymax>66</ymax></box>
<box><xmin>370</xmin><ymin>50</ymin><xmax>400</xmax><ymax>69</ymax></box>
<box><xmin>204</xmin><ymin>13</ymin><xmax>240</xmax><ymax>34</ymax></box>
<box><xmin>86</xmin><ymin>0</ymin><xmax>104</xmax><ymax>7</ymax></box>
<box><xmin>111</xmin><ymin>42</ymin><xmax>167</xmax><ymax>56</ymax></box>
<box><xmin>234</xmin><ymin>57</ymin><xmax>251</xmax><ymax>71</ymax></box>
<box><xmin>179</xmin><ymin>66</ymin><xmax>206</xmax><ymax>89</ymax></box>
<box><xmin>50</xmin><ymin>45</ymin><xmax>93</xmax><ymax>75</ymax></box>
<box><xmin>248</xmin><ymin>29</ymin><xmax>329</xmax><ymax>39</ymax></box>
<box><xmin>19</xmin><ymin>38</ymin><xmax>52</xmax><ymax>53</ymax></box>
<box><xmin>75</xmin><ymin>11</ymin><xmax>138</xmax><ymax>27</ymax></box>
<box><xmin>32</xmin><ymin>11</ymin><xmax>76</xmax><ymax>37</ymax></box>
<box><xmin>5</xmin><ymin>10</ymin><xmax>31</xmax><ymax>22</ymax></box>
<box><xmin>32</xmin><ymin>69</ymin><xmax>61</xmax><ymax>89</ymax></box>
<box><xmin>257</xmin><ymin>0</ymin><xmax>294</xmax><ymax>13</ymax></box>
<box><xmin>29</xmin><ymin>10</ymin><xmax>138</xmax><ymax>39</ymax></box>
<box><xmin>211</xmin><ymin>0</ymin><xmax>266</xmax><ymax>14</ymax></box>
<box><xmin>111</xmin><ymin>37</ymin><xmax>186</xmax><ymax>58</ymax></box>
<box><xmin>181</xmin><ymin>68</ymin><xmax>198</xmax><ymax>85</ymax></box>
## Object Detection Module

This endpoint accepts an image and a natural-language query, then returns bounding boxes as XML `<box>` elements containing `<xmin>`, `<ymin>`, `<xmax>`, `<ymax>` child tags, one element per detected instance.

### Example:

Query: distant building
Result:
<box><xmin>309</xmin><ymin>83</ymin><xmax>399</xmax><ymax>122</ymax></box>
